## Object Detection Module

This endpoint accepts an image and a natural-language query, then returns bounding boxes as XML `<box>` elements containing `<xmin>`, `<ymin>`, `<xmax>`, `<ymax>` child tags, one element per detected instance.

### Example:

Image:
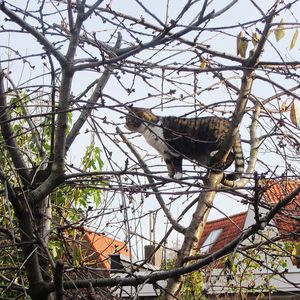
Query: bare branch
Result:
<box><xmin>117</xmin><ymin>127</ymin><xmax>186</xmax><ymax>234</ymax></box>
<box><xmin>0</xmin><ymin>65</ymin><xmax>31</xmax><ymax>183</ymax></box>
<box><xmin>54</xmin><ymin>260</ymin><xmax>64</xmax><ymax>300</ymax></box>
<box><xmin>212</xmin><ymin>8</ymin><xmax>277</xmax><ymax>187</ymax></box>
<box><xmin>0</xmin><ymin>2</ymin><xmax>67</xmax><ymax>66</ymax></box>
<box><xmin>3</xmin><ymin>71</ymin><xmax>45</xmax><ymax>157</ymax></box>
<box><xmin>42</xmin><ymin>185</ymin><xmax>300</xmax><ymax>293</ymax></box>
<box><xmin>66</xmin><ymin>32</ymin><xmax>122</xmax><ymax>150</ymax></box>
<box><xmin>165</xmin><ymin>172</ymin><xmax>223</xmax><ymax>298</ymax></box>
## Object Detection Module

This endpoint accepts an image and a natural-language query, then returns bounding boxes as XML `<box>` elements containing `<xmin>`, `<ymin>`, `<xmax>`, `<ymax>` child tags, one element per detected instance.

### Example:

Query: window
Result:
<box><xmin>201</xmin><ymin>229</ymin><xmax>223</xmax><ymax>253</ymax></box>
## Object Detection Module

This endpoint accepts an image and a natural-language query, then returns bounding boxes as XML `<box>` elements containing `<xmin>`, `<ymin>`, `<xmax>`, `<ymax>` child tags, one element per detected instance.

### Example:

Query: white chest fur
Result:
<box><xmin>143</xmin><ymin>124</ymin><xmax>168</xmax><ymax>155</ymax></box>
<box><xmin>141</xmin><ymin>122</ymin><xmax>182</xmax><ymax>179</ymax></box>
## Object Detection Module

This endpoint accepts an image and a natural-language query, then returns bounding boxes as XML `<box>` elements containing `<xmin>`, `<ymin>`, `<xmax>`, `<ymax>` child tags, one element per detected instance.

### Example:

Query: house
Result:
<box><xmin>197</xmin><ymin>179</ymin><xmax>300</xmax><ymax>299</ymax></box>
<box><xmin>110</xmin><ymin>253</ymin><xmax>163</xmax><ymax>299</ymax></box>
<box><xmin>83</xmin><ymin>228</ymin><xmax>130</xmax><ymax>271</ymax></box>
<box><xmin>62</xmin><ymin>228</ymin><xmax>130</xmax><ymax>299</ymax></box>
<box><xmin>63</xmin><ymin>228</ymin><xmax>161</xmax><ymax>299</ymax></box>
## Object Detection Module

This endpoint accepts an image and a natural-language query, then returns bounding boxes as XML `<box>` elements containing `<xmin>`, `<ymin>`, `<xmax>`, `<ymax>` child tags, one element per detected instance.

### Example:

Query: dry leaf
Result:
<box><xmin>291</xmin><ymin>242</ymin><xmax>300</xmax><ymax>268</ymax></box>
<box><xmin>290</xmin><ymin>29</ymin><xmax>298</xmax><ymax>50</ymax></box>
<box><xmin>275</xmin><ymin>18</ymin><xmax>285</xmax><ymax>41</ymax></box>
<box><xmin>200</xmin><ymin>59</ymin><xmax>207</xmax><ymax>69</ymax></box>
<box><xmin>290</xmin><ymin>99</ymin><xmax>299</xmax><ymax>126</ymax></box>
<box><xmin>281</xmin><ymin>99</ymin><xmax>287</xmax><ymax>112</ymax></box>
<box><xmin>237</xmin><ymin>30</ymin><xmax>248</xmax><ymax>57</ymax></box>
<box><xmin>252</xmin><ymin>32</ymin><xmax>260</xmax><ymax>46</ymax></box>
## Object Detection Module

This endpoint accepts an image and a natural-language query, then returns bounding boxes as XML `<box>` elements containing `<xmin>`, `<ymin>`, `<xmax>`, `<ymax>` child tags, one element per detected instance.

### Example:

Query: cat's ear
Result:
<box><xmin>126</xmin><ymin>104</ymin><xmax>137</xmax><ymax>115</ymax></box>
<box><xmin>126</xmin><ymin>104</ymin><xmax>134</xmax><ymax>111</ymax></box>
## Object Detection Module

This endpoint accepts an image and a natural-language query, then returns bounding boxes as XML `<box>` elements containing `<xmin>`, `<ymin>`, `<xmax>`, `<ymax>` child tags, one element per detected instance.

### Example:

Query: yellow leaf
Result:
<box><xmin>281</xmin><ymin>99</ymin><xmax>287</xmax><ymax>112</ymax></box>
<box><xmin>291</xmin><ymin>242</ymin><xmax>300</xmax><ymax>268</ymax></box>
<box><xmin>237</xmin><ymin>30</ymin><xmax>248</xmax><ymax>57</ymax></box>
<box><xmin>200</xmin><ymin>59</ymin><xmax>207</xmax><ymax>69</ymax></box>
<box><xmin>290</xmin><ymin>99</ymin><xmax>299</xmax><ymax>126</ymax></box>
<box><xmin>252</xmin><ymin>32</ymin><xmax>260</xmax><ymax>46</ymax></box>
<box><xmin>290</xmin><ymin>29</ymin><xmax>298</xmax><ymax>50</ymax></box>
<box><xmin>275</xmin><ymin>18</ymin><xmax>285</xmax><ymax>41</ymax></box>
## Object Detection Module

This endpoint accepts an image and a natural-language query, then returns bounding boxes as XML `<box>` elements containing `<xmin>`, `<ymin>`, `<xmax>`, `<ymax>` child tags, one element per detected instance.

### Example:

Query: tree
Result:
<box><xmin>0</xmin><ymin>0</ymin><xmax>299</xmax><ymax>299</ymax></box>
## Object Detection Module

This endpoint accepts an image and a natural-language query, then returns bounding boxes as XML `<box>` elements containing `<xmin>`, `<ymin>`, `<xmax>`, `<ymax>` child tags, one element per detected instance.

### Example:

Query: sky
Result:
<box><xmin>0</xmin><ymin>0</ymin><xmax>299</xmax><ymax>258</ymax></box>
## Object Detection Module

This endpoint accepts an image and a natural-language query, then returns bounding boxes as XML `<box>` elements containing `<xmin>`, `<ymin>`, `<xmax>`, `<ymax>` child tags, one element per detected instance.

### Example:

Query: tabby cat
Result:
<box><xmin>125</xmin><ymin>106</ymin><xmax>244</xmax><ymax>180</ymax></box>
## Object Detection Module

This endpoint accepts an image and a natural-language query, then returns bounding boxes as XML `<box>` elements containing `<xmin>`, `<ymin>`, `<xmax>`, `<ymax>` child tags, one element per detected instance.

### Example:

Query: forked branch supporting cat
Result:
<box><xmin>125</xmin><ymin>106</ymin><xmax>244</xmax><ymax>181</ymax></box>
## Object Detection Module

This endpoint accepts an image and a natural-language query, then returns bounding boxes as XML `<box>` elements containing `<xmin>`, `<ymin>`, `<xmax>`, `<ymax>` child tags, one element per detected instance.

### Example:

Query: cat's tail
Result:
<box><xmin>225</xmin><ymin>134</ymin><xmax>244</xmax><ymax>181</ymax></box>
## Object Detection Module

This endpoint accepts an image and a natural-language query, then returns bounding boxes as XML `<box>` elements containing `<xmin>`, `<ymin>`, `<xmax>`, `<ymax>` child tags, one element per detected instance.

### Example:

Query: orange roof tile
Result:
<box><xmin>197</xmin><ymin>212</ymin><xmax>247</xmax><ymax>253</ymax></box>
<box><xmin>197</xmin><ymin>180</ymin><xmax>300</xmax><ymax>254</ymax></box>
<box><xmin>84</xmin><ymin>229</ymin><xmax>130</xmax><ymax>269</ymax></box>
<box><xmin>262</xmin><ymin>179</ymin><xmax>300</xmax><ymax>240</ymax></box>
<box><xmin>262</xmin><ymin>179</ymin><xmax>300</xmax><ymax>204</ymax></box>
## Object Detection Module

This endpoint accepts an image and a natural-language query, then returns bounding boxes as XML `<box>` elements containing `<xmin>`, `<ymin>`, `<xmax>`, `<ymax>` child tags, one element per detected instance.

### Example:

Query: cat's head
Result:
<box><xmin>125</xmin><ymin>106</ymin><xmax>158</xmax><ymax>133</ymax></box>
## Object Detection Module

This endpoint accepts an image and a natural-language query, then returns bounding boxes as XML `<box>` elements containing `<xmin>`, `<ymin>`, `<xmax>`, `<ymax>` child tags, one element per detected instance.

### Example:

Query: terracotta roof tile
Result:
<box><xmin>262</xmin><ymin>179</ymin><xmax>300</xmax><ymax>204</ymax></box>
<box><xmin>197</xmin><ymin>212</ymin><xmax>247</xmax><ymax>253</ymax></box>
<box><xmin>84</xmin><ymin>229</ymin><xmax>129</xmax><ymax>269</ymax></box>
<box><xmin>261</xmin><ymin>179</ymin><xmax>300</xmax><ymax>240</ymax></box>
<box><xmin>197</xmin><ymin>180</ymin><xmax>300</xmax><ymax>254</ymax></box>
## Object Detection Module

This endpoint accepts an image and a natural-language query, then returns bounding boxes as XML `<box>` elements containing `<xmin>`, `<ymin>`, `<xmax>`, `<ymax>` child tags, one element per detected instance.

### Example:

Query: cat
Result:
<box><xmin>125</xmin><ymin>106</ymin><xmax>244</xmax><ymax>181</ymax></box>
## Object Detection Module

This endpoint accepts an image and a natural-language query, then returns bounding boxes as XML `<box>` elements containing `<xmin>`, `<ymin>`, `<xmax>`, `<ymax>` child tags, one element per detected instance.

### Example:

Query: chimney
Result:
<box><xmin>144</xmin><ymin>245</ymin><xmax>162</xmax><ymax>267</ymax></box>
<box><xmin>110</xmin><ymin>254</ymin><xmax>124</xmax><ymax>272</ymax></box>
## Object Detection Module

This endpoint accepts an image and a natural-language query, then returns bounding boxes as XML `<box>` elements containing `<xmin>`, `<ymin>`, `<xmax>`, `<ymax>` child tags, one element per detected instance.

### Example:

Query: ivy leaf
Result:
<box><xmin>275</xmin><ymin>18</ymin><xmax>285</xmax><ymax>41</ymax></box>
<box><xmin>290</xmin><ymin>29</ymin><xmax>298</xmax><ymax>50</ymax></box>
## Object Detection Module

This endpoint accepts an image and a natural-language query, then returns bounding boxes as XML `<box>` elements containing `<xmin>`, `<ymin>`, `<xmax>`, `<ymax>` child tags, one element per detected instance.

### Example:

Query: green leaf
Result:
<box><xmin>275</xmin><ymin>19</ymin><xmax>285</xmax><ymax>41</ymax></box>
<box><xmin>94</xmin><ymin>190</ymin><xmax>101</xmax><ymax>207</ymax></box>
<box><xmin>94</xmin><ymin>146</ymin><xmax>104</xmax><ymax>170</ymax></box>
<box><xmin>290</xmin><ymin>29</ymin><xmax>298</xmax><ymax>50</ymax></box>
<box><xmin>68</xmin><ymin>111</ymin><xmax>73</xmax><ymax>124</ymax></box>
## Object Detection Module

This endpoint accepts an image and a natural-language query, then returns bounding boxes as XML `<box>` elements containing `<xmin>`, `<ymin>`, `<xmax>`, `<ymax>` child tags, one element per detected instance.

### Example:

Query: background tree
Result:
<box><xmin>0</xmin><ymin>0</ymin><xmax>299</xmax><ymax>299</ymax></box>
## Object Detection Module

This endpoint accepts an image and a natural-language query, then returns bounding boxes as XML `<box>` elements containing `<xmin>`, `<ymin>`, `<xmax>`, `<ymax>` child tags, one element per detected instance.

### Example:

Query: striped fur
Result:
<box><xmin>125</xmin><ymin>107</ymin><xmax>244</xmax><ymax>180</ymax></box>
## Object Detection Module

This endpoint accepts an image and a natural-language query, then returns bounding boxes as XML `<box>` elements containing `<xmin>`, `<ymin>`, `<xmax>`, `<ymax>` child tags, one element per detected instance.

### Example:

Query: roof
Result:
<box><xmin>198</xmin><ymin>180</ymin><xmax>300</xmax><ymax>254</ymax></box>
<box><xmin>84</xmin><ymin>229</ymin><xmax>130</xmax><ymax>269</ymax></box>
<box><xmin>262</xmin><ymin>179</ymin><xmax>300</xmax><ymax>204</ymax></box>
<box><xmin>261</xmin><ymin>179</ymin><xmax>300</xmax><ymax>240</ymax></box>
<box><xmin>197</xmin><ymin>212</ymin><xmax>247</xmax><ymax>253</ymax></box>
<box><xmin>110</xmin><ymin>253</ymin><xmax>159</xmax><ymax>272</ymax></box>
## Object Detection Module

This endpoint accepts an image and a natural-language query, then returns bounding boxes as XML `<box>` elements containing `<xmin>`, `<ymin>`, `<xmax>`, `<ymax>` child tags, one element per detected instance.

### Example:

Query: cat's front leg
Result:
<box><xmin>165</xmin><ymin>158</ymin><xmax>175</xmax><ymax>178</ymax></box>
<box><xmin>163</xmin><ymin>151</ymin><xmax>183</xmax><ymax>179</ymax></box>
<box><xmin>172</xmin><ymin>156</ymin><xmax>183</xmax><ymax>179</ymax></box>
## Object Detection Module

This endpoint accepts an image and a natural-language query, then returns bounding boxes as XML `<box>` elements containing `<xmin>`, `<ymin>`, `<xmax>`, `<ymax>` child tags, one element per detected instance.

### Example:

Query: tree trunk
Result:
<box><xmin>165</xmin><ymin>172</ymin><xmax>223</xmax><ymax>298</ymax></box>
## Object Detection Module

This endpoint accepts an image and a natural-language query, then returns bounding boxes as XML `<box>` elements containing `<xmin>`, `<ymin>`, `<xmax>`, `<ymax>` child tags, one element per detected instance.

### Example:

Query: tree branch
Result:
<box><xmin>0</xmin><ymin>64</ymin><xmax>31</xmax><ymax>184</ymax></box>
<box><xmin>74</xmin><ymin>1</ymin><xmax>242</xmax><ymax>71</ymax></box>
<box><xmin>212</xmin><ymin>7</ymin><xmax>277</xmax><ymax>187</ymax></box>
<box><xmin>42</xmin><ymin>185</ymin><xmax>300</xmax><ymax>293</ymax></box>
<box><xmin>222</xmin><ymin>100</ymin><xmax>261</xmax><ymax>188</ymax></box>
<box><xmin>54</xmin><ymin>260</ymin><xmax>64</xmax><ymax>300</ymax></box>
<box><xmin>3</xmin><ymin>70</ymin><xmax>45</xmax><ymax>158</ymax></box>
<box><xmin>117</xmin><ymin>127</ymin><xmax>186</xmax><ymax>234</ymax></box>
<box><xmin>165</xmin><ymin>172</ymin><xmax>223</xmax><ymax>298</ymax></box>
<box><xmin>66</xmin><ymin>32</ymin><xmax>122</xmax><ymax>151</ymax></box>
<box><xmin>0</xmin><ymin>2</ymin><xmax>67</xmax><ymax>66</ymax></box>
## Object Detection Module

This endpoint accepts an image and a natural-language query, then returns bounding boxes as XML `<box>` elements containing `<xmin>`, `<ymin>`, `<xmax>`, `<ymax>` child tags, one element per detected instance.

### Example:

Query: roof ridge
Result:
<box><xmin>206</xmin><ymin>211</ymin><xmax>248</xmax><ymax>225</ymax></box>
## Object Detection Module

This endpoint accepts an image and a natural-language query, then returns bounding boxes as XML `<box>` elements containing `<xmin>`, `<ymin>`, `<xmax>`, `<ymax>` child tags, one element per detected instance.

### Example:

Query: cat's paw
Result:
<box><xmin>210</xmin><ymin>150</ymin><xmax>218</xmax><ymax>157</ymax></box>
<box><xmin>173</xmin><ymin>172</ymin><xmax>182</xmax><ymax>180</ymax></box>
